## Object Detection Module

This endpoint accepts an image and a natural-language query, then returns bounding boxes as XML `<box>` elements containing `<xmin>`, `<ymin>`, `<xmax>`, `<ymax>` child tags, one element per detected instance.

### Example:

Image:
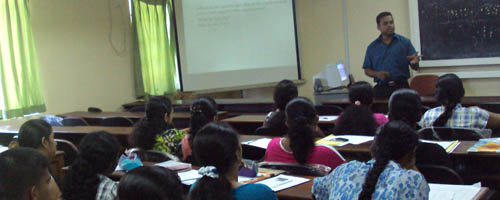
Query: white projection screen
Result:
<box><xmin>173</xmin><ymin>0</ymin><xmax>301</xmax><ymax>91</ymax></box>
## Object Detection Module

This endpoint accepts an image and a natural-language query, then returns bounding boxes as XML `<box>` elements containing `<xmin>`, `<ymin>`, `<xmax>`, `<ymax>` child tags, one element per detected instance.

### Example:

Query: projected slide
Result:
<box><xmin>181</xmin><ymin>0</ymin><xmax>296</xmax><ymax>74</ymax></box>
<box><xmin>175</xmin><ymin>0</ymin><xmax>300</xmax><ymax>91</ymax></box>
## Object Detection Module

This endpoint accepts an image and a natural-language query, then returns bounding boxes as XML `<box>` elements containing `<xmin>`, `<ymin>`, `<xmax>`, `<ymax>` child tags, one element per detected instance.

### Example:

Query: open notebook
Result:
<box><xmin>429</xmin><ymin>183</ymin><xmax>481</xmax><ymax>200</ymax></box>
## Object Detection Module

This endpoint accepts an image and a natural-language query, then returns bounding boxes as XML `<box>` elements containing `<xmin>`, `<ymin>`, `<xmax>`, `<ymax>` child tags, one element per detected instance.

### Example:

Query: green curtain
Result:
<box><xmin>0</xmin><ymin>0</ymin><xmax>46</xmax><ymax>119</ymax></box>
<box><xmin>132</xmin><ymin>0</ymin><xmax>177</xmax><ymax>97</ymax></box>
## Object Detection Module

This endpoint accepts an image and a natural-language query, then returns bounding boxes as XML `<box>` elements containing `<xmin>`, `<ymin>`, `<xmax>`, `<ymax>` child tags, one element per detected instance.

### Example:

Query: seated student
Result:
<box><xmin>63</xmin><ymin>131</ymin><xmax>122</xmax><ymax>200</ymax></box>
<box><xmin>0</xmin><ymin>147</ymin><xmax>61</xmax><ymax>200</ymax></box>
<box><xmin>130</xmin><ymin>96</ymin><xmax>185</xmax><ymax>157</ymax></box>
<box><xmin>262</xmin><ymin>79</ymin><xmax>298</xmax><ymax>136</ymax></box>
<box><xmin>335</xmin><ymin>81</ymin><xmax>388</xmax><ymax>132</ymax></box>
<box><xmin>190</xmin><ymin>122</ymin><xmax>277</xmax><ymax>200</ymax></box>
<box><xmin>118</xmin><ymin>166</ymin><xmax>185</xmax><ymax>200</ymax></box>
<box><xmin>18</xmin><ymin>119</ymin><xmax>57</xmax><ymax>161</ymax></box>
<box><xmin>420</xmin><ymin>73</ymin><xmax>500</xmax><ymax>129</ymax></box>
<box><xmin>389</xmin><ymin>89</ymin><xmax>452</xmax><ymax>168</ymax></box>
<box><xmin>312</xmin><ymin>121</ymin><xmax>429</xmax><ymax>200</ymax></box>
<box><xmin>181</xmin><ymin>97</ymin><xmax>218</xmax><ymax>162</ymax></box>
<box><xmin>265</xmin><ymin>97</ymin><xmax>346</xmax><ymax>170</ymax></box>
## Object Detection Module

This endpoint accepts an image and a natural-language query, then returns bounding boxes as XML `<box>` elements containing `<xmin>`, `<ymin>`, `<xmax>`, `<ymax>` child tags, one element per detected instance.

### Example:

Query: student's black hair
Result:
<box><xmin>118</xmin><ymin>166</ymin><xmax>184</xmax><ymax>200</ymax></box>
<box><xmin>348</xmin><ymin>81</ymin><xmax>374</xmax><ymax>105</ymax></box>
<box><xmin>433</xmin><ymin>73</ymin><xmax>465</xmax><ymax>127</ymax></box>
<box><xmin>0</xmin><ymin>148</ymin><xmax>49</xmax><ymax>200</ymax></box>
<box><xmin>388</xmin><ymin>89</ymin><xmax>422</xmax><ymax>126</ymax></box>
<box><xmin>63</xmin><ymin>131</ymin><xmax>121</xmax><ymax>200</ymax></box>
<box><xmin>334</xmin><ymin>105</ymin><xmax>377</xmax><ymax>136</ymax></box>
<box><xmin>358</xmin><ymin>121</ymin><xmax>419</xmax><ymax>200</ymax></box>
<box><xmin>376</xmin><ymin>11</ymin><xmax>393</xmax><ymax>25</ymax></box>
<box><xmin>130</xmin><ymin>96</ymin><xmax>173</xmax><ymax>150</ymax></box>
<box><xmin>274</xmin><ymin>79</ymin><xmax>298</xmax><ymax>111</ymax></box>
<box><xmin>18</xmin><ymin>119</ymin><xmax>53</xmax><ymax>149</ymax></box>
<box><xmin>190</xmin><ymin>122</ymin><xmax>240</xmax><ymax>200</ymax></box>
<box><xmin>285</xmin><ymin>97</ymin><xmax>318</xmax><ymax>164</ymax></box>
<box><xmin>188</xmin><ymin>97</ymin><xmax>218</xmax><ymax>148</ymax></box>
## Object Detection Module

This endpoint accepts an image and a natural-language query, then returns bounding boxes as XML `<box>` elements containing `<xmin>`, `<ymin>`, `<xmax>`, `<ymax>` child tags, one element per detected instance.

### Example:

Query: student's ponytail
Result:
<box><xmin>358</xmin><ymin>121</ymin><xmax>419</xmax><ymax>200</ymax></box>
<box><xmin>285</xmin><ymin>97</ymin><xmax>317</xmax><ymax>165</ymax></box>
<box><xmin>190</xmin><ymin>122</ymin><xmax>240</xmax><ymax>200</ymax></box>
<box><xmin>130</xmin><ymin>96</ymin><xmax>173</xmax><ymax>150</ymax></box>
<box><xmin>188</xmin><ymin>97</ymin><xmax>217</xmax><ymax>147</ymax></box>
<box><xmin>63</xmin><ymin>131</ymin><xmax>121</xmax><ymax>200</ymax></box>
<box><xmin>433</xmin><ymin>74</ymin><xmax>464</xmax><ymax>127</ymax></box>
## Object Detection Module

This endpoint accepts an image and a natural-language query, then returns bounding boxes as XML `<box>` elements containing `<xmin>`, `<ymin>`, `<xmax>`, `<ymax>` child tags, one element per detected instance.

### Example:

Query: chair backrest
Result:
<box><xmin>55</xmin><ymin>139</ymin><xmax>79</xmax><ymax>166</ymax></box>
<box><xmin>410</xmin><ymin>75</ymin><xmax>439</xmax><ymax>96</ymax></box>
<box><xmin>418</xmin><ymin>127</ymin><xmax>489</xmax><ymax>141</ymax></box>
<box><xmin>100</xmin><ymin>117</ymin><xmax>134</xmax><ymax>127</ymax></box>
<box><xmin>88</xmin><ymin>107</ymin><xmax>103</xmax><ymax>113</ymax></box>
<box><xmin>417</xmin><ymin>164</ymin><xmax>464</xmax><ymax>184</ymax></box>
<box><xmin>258</xmin><ymin>162</ymin><xmax>330</xmax><ymax>176</ymax></box>
<box><xmin>241</xmin><ymin>144</ymin><xmax>266</xmax><ymax>161</ymax></box>
<box><xmin>61</xmin><ymin>117</ymin><xmax>89</xmax><ymax>126</ymax></box>
<box><xmin>128</xmin><ymin>105</ymin><xmax>146</xmax><ymax>112</ymax></box>
<box><xmin>254</xmin><ymin>126</ymin><xmax>283</xmax><ymax>136</ymax></box>
<box><xmin>315</xmin><ymin>105</ymin><xmax>344</xmax><ymax>116</ymax></box>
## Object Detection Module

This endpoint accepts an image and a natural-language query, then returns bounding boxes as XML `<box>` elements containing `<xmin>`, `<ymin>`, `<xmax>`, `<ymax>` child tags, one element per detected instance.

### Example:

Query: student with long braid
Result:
<box><xmin>63</xmin><ymin>131</ymin><xmax>122</xmax><ymax>200</ymax></box>
<box><xmin>420</xmin><ymin>73</ymin><xmax>500</xmax><ymax>129</ymax></box>
<box><xmin>130</xmin><ymin>96</ymin><xmax>185</xmax><ymax>157</ymax></box>
<box><xmin>190</xmin><ymin>122</ymin><xmax>277</xmax><ymax>200</ymax></box>
<box><xmin>181</xmin><ymin>97</ymin><xmax>218</xmax><ymax>162</ymax></box>
<box><xmin>389</xmin><ymin>89</ymin><xmax>452</xmax><ymax>168</ymax></box>
<box><xmin>312</xmin><ymin>121</ymin><xmax>429</xmax><ymax>200</ymax></box>
<box><xmin>264</xmin><ymin>97</ymin><xmax>345</xmax><ymax>170</ymax></box>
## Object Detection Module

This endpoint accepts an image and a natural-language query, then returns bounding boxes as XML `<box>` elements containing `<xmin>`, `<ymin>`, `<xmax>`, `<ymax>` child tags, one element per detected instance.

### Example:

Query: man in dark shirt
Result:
<box><xmin>363</xmin><ymin>11</ymin><xmax>421</xmax><ymax>97</ymax></box>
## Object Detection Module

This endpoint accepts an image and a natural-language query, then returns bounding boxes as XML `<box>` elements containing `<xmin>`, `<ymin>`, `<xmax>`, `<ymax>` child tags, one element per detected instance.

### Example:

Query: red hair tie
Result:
<box><xmin>354</xmin><ymin>100</ymin><xmax>361</xmax><ymax>106</ymax></box>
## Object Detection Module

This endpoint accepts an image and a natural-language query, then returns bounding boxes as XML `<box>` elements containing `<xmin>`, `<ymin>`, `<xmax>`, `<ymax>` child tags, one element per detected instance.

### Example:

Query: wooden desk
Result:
<box><xmin>123</xmin><ymin>98</ymin><xmax>276</xmax><ymax>115</ymax></box>
<box><xmin>58</xmin><ymin>111</ymin><xmax>228</xmax><ymax>128</ymax></box>
<box><xmin>322</xmin><ymin>96</ymin><xmax>500</xmax><ymax>114</ymax></box>
<box><xmin>222</xmin><ymin>115</ymin><xmax>337</xmax><ymax>135</ymax></box>
<box><xmin>0</xmin><ymin>125</ymin><xmax>133</xmax><ymax>147</ymax></box>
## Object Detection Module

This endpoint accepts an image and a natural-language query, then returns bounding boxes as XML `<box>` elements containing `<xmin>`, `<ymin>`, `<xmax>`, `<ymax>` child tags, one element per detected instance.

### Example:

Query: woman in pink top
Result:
<box><xmin>264</xmin><ymin>97</ymin><xmax>346</xmax><ymax>170</ymax></box>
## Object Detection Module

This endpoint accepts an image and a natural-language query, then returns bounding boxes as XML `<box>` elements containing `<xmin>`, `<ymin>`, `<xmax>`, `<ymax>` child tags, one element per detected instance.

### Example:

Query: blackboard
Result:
<box><xmin>418</xmin><ymin>0</ymin><xmax>500</xmax><ymax>61</ymax></box>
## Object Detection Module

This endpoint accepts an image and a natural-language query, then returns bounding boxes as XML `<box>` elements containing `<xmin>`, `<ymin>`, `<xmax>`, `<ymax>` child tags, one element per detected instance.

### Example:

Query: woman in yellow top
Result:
<box><xmin>129</xmin><ymin>96</ymin><xmax>185</xmax><ymax>158</ymax></box>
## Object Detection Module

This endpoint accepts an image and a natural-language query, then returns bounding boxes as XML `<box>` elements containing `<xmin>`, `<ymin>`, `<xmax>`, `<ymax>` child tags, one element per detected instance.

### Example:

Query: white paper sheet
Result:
<box><xmin>242</xmin><ymin>138</ymin><xmax>272</xmax><ymax>149</ymax></box>
<box><xmin>155</xmin><ymin>160</ymin><xmax>191</xmax><ymax>171</ymax></box>
<box><xmin>256</xmin><ymin>174</ymin><xmax>310</xmax><ymax>192</ymax></box>
<box><xmin>178</xmin><ymin>169</ymin><xmax>202</xmax><ymax>185</ymax></box>
<box><xmin>429</xmin><ymin>183</ymin><xmax>481</xmax><ymax>200</ymax></box>
<box><xmin>0</xmin><ymin>146</ymin><xmax>8</xmax><ymax>153</ymax></box>
<box><xmin>319</xmin><ymin>115</ymin><xmax>338</xmax><ymax>122</ymax></box>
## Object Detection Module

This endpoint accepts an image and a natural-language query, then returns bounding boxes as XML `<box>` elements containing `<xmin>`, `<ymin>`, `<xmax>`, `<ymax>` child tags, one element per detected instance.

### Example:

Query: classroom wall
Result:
<box><xmin>345</xmin><ymin>0</ymin><xmax>500</xmax><ymax>97</ymax></box>
<box><xmin>247</xmin><ymin>0</ymin><xmax>500</xmax><ymax>100</ymax></box>
<box><xmin>1</xmin><ymin>0</ymin><xmax>136</xmax><ymax>125</ymax></box>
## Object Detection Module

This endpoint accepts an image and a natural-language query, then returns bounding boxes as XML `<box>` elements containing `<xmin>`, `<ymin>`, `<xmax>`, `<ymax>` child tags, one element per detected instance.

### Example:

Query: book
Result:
<box><xmin>256</xmin><ymin>174</ymin><xmax>310</xmax><ymax>192</ymax></box>
<box><xmin>467</xmin><ymin>138</ymin><xmax>500</xmax><ymax>153</ymax></box>
<box><xmin>421</xmin><ymin>140</ymin><xmax>460</xmax><ymax>153</ymax></box>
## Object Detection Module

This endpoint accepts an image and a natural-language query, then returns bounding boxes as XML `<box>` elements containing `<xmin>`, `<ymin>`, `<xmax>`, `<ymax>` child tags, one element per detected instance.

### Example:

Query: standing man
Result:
<box><xmin>363</xmin><ymin>11</ymin><xmax>421</xmax><ymax>97</ymax></box>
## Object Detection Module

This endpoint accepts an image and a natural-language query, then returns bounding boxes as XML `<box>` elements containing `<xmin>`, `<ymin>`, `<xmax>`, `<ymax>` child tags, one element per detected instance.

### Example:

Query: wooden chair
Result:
<box><xmin>417</xmin><ymin>164</ymin><xmax>464</xmax><ymax>184</ymax></box>
<box><xmin>418</xmin><ymin>127</ymin><xmax>490</xmax><ymax>141</ymax></box>
<box><xmin>241</xmin><ymin>143</ymin><xmax>266</xmax><ymax>161</ymax></box>
<box><xmin>61</xmin><ymin>117</ymin><xmax>89</xmax><ymax>126</ymax></box>
<box><xmin>410</xmin><ymin>75</ymin><xmax>439</xmax><ymax>96</ymax></box>
<box><xmin>258</xmin><ymin>162</ymin><xmax>330</xmax><ymax>176</ymax></box>
<box><xmin>55</xmin><ymin>139</ymin><xmax>79</xmax><ymax>166</ymax></box>
<box><xmin>101</xmin><ymin>117</ymin><xmax>134</xmax><ymax>127</ymax></box>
